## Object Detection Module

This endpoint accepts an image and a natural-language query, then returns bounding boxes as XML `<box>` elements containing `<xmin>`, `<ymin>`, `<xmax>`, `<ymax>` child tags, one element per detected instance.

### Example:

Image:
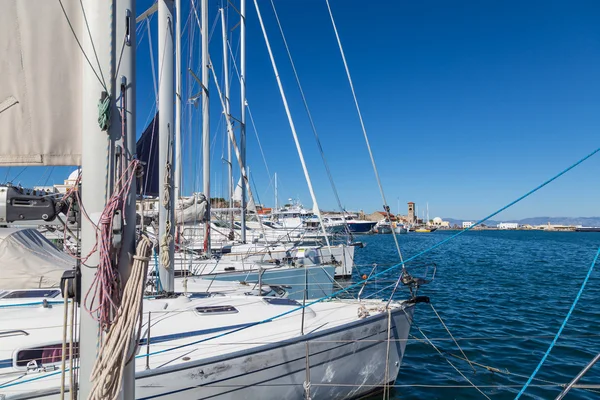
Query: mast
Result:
<box><xmin>174</xmin><ymin>0</ymin><xmax>182</xmax><ymax>199</ymax></box>
<box><xmin>426</xmin><ymin>202</ymin><xmax>429</xmax><ymax>225</ymax></box>
<box><xmin>253</xmin><ymin>0</ymin><xmax>332</xmax><ymax>251</ymax></box>
<box><xmin>240</xmin><ymin>0</ymin><xmax>248</xmax><ymax>243</ymax></box>
<box><xmin>275</xmin><ymin>172</ymin><xmax>278</xmax><ymax>210</ymax></box>
<box><xmin>221</xmin><ymin>7</ymin><xmax>234</xmax><ymax>228</ymax></box>
<box><xmin>201</xmin><ymin>0</ymin><xmax>211</xmax><ymax>255</ymax></box>
<box><xmin>158</xmin><ymin>0</ymin><xmax>175</xmax><ymax>292</ymax></box>
<box><xmin>79</xmin><ymin>0</ymin><xmax>137</xmax><ymax>397</ymax></box>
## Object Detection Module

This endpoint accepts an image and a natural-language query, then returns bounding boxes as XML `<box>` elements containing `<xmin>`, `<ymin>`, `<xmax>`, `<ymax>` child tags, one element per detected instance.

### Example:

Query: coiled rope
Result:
<box><xmin>160</xmin><ymin>138</ymin><xmax>173</xmax><ymax>270</ymax></box>
<box><xmin>97</xmin><ymin>95</ymin><xmax>111</xmax><ymax>132</ymax></box>
<box><xmin>88</xmin><ymin>236</ymin><xmax>152</xmax><ymax>400</ymax></box>
<box><xmin>84</xmin><ymin>159</ymin><xmax>140</xmax><ymax>331</ymax></box>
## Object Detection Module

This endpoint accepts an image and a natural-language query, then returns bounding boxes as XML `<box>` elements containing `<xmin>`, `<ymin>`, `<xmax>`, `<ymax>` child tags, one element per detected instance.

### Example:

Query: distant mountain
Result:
<box><xmin>444</xmin><ymin>218</ymin><xmax>501</xmax><ymax>227</ymax></box>
<box><xmin>443</xmin><ymin>217</ymin><xmax>600</xmax><ymax>227</ymax></box>
<box><xmin>517</xmin><ymin>217</ymin><xmax>600</xmax><ymax>226</ymax></box>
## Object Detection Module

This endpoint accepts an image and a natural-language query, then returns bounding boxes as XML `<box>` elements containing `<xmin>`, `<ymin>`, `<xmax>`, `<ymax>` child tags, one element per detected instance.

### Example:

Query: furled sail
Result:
<box><xmin>0</xmin><ymin>1</ymin><xmax>83</xmax><ymax>166</ymax></box>
<box><xmin>141</xmin><ymin>193</ymin><xmax>209</xmax><ymax>224</ymax></box>
<box><xmin>233</xmin><ymin>177</ymin><xmax>243</xmax><ymax>202</ymax></box>
<box><xmin>136</xmin><ymin>113</ymin><xmax>159</xmax><ymax>196</ymax></box>
<box><xmin>175</xmin><ymin>193</ymin><xmax>209</xmax><ymax>224</ymax></box>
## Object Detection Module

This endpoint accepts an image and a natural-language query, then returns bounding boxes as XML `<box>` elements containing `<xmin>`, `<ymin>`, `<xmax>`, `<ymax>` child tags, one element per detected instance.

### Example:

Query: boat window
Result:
<box><xmin>263</xmin><ymin>298</ymin><xmax>300</xmax><ymax>306</ymax></box>
<box><xmin>1</xmin><ymin>290</ymin><xmax>61</xmax><ymax>299</ymax></box>
<box><xmin>16</xmin><ymin>343</ymin><xmax>79</xmax><ymax>367</ymax></box>
<box><xmin>195</xmin><ymin>305</ymin><xmax>238</xmax><ymax>315</ymax></box>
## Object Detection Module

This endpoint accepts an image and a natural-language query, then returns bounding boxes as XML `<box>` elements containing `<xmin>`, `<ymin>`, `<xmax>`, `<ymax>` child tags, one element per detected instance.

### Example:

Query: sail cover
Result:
<box><xmin>0</xmin><ymin>1</ymin><xmax>83</xmax><ymax>166</ymax></box>
<box><xmin>0</xmin><ymin>228</ymin><xmax>74</xmax><ymax>289</ymax></box>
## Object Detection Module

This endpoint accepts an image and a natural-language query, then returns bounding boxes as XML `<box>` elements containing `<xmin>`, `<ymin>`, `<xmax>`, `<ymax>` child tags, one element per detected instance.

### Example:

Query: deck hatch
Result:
<box><xmin>263</xmin><ymin>298</ymin><xmax>301</xmax><ymax>306</ymax></box>
<box><xmin>195</xmin><ymin>305</ymin><xmax>238</xmax><ymax>315</ymax></box>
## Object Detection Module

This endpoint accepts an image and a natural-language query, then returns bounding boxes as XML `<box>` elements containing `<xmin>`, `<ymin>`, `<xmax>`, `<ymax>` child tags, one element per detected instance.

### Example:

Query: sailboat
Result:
<box><xmin>0</xmin><ymin>1</ymin><xmax>425</xmax><ymax>399</ymax></box>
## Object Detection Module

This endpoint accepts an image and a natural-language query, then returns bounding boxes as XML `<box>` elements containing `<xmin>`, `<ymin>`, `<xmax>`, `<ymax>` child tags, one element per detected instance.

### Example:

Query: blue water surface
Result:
<box><xmin>353</xmin><ymin>231</ymin><xmax>600</xmax><ymax>400</ymax></box>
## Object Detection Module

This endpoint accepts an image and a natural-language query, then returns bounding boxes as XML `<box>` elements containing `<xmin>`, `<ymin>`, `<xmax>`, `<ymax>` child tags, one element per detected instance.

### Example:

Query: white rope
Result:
<box><xmin>87</xmin><ymin>236</ymin><xmax>152</xmax><ymax>400</ymax></box>
<box><xmin>324</xmin><ymin>0</ymin><xmax>404</xmax><ymax>264</ymax></box>
<box><xmin>160</xmin><ymin>220</ymin><xmax>173</xmax><ymax>269</ymax></box>
<box><xmin>60</xmin><ymin>281</ymin><xmax>69</xmax><ymax>400</ymax></box>
<box><xmin>383</xmin><ymin>308</ymin><xmax>392</xmax><ymax>400</ymax></box>
<box><xmin>68</xmin><ymin>289</ymin><xmax>76</xmax><ymax>400</ymax></box>
<box><xmin>163</xmin><ymin>160</ymin><xmax>172</xmax><ymax>207</ymax></box>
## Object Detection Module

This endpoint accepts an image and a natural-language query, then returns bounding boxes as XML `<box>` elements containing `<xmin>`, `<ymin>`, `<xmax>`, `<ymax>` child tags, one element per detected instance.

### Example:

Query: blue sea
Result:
<box><xmin>353</xmin><ymin>231</ymin><xmax>600</xmax><ymax>400</ymax></box>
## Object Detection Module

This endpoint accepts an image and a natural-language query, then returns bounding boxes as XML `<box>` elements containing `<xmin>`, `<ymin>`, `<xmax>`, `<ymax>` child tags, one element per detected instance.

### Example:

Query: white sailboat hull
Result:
<box><xmin>1</xmin><ymin>298</ymin><xmax>416</xmax><ymax>400</ymax></box>
<box><xmin>134</xmin><ymin>306</ymin><xmax>413</xmax><ymax>400</ymax></box>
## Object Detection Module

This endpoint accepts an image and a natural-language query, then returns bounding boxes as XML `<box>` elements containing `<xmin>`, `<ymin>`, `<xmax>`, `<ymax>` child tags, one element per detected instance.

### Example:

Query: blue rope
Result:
<box><xmin>0</xmin><ymin>367</ymin><xmax>77</xmax><ymax>389</ymax></box>
<box><xmin>0</xmin><ymin>301</ymin><xmax>64</xmax><ymax>309</ymax></box>
<box><xmin>5</xmin><ymin>148</ymin><xmax>596</xmax><ymax>388</ymax></box>
<box><xmin>515</xmin><ymin>245</ymin><xmax>600</xmax><ymax>399</ymax></box>
<box><xmin>135</xmin><ymin>146</ymin><xmax>600</xmax><ymax>359</ymax></box>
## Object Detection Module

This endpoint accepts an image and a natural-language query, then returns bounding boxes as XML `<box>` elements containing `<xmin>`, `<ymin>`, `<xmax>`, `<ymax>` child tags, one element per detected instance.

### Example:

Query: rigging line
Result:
<box><xmin>224</xmin><ymin>40</ymin><xmax>273</xmax><ymax>181</ymax></box>
<box><xmin>269</xmin><ymin>0</ymin><xmax>347</xmax><ymax>220</ymax></box>
<box><xmin>146</xmin><ymin>19</ymin><xmax>159</xmax><ymax>105</ymax></box>
<box><xmin>181</xmin><ymin>0</ymin><xmax>194</xmax><ymax>36</ymax></box>
<box><xmin>3</xmin><ymin>167</ymin><xmax>10</xmax><ymax>183</ymax></box>
<box><xmin>380</xmin><ymin>146</ymin><xmax>600</xmax><ymax>296</ymax></box>
<box><xmin>412</xmin><ymin>322</ymin><xmax>492</xmax><ymax>400</ymax></box>
<box><xmin>35</xmin><ymin>167</ymin><xmax>51</xmax><ymax>186</ymax></box>
<box><xmin>441</xmin><ymin>351</ymin><xmax>600</xmax><ymax>394</ymax></box>
<box><xmin>43</xmin><ymin>167</ymin><xmax>56</xmax><ymax>187</ymax></box>
<box><xmin>246</xmin><ymin>105</ymin><xmax>273</xmax><ymax>182</ymax></box>
<box><xmin>114</xmin><ymin>34</ymin><xmax>128</xmax><ymax>84</ymax></box>
<box><xmin>223</xmin><ymin>36</ymin><xmax>271</xmax><ymax>182</ymax></box>
<box><xmin>515</xmin><ymin>244</ymin><xmax>600</xmax><ymax>399</ymax></box>
<box><xmin>56</xmin><ymin>0</ymin><xmax>107</xmax><ymax>90</ymax></box>
<box><xmin>11</xmin><ymin>167</ymin><xmax>28</xmax><ymax>183</ymax></box>
<box><xmin>77</xmin><ymin>0</ymin><xmax>108</xmax><ymax>89</ymax></box>
<box><xmin>208</xmin><ymin>8</ymin><xmax>221</xmax><ymax>43</ymax></box>
<box><xmin>253</xmin><ymin>0</ymin><xmax>334</xmax><ymax>252</ymax></box>
<box><xmin>129</xmin><ymin>147</ymin><xmax>600</xmax><ymax>359</ymax></box>
<box><xmin>430</xmin><ymin>303</ymin><xmax>477</xmax><ymax>374</ymax></box>
<box><xmin>204</xmin><ymin>60</ymin><xmax>275</xmax><ymax>255</ymax></box>
<box><xmin>324</xmin><ymin>0</ymin><xmax>403</xmax><ymax>264</ymax></box>
<box><xmin>136</xmin><ymin>20</ymin><xmax>147</xmax><ymax>50</ymax></box>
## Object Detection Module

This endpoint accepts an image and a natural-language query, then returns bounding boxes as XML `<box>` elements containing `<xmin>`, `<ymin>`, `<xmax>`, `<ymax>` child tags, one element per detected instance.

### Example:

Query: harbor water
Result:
<box><xmin>353</xmin><ymin>230</ymin><xmax>600</xmax><ymax>400</ymax></box>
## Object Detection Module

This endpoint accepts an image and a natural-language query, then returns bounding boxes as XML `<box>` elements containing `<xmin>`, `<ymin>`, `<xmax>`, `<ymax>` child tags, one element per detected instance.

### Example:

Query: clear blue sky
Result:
<box><xmin>3</xmin><ymin>0</ymin><xmax>600</xmax><ymax>220</ymax></box>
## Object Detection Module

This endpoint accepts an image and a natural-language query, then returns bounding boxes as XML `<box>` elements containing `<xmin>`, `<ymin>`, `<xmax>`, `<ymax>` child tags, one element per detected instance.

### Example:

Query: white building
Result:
<box><xmin>462</xmin><ymin>221</ymin><xmax>474</xmax><ymax>229</ymax></box>
<box><xmin>498</xmin><ymin>222</ymin><xmax>519</xmax><ymax>230</ymax></box>
<box><xmin>431</xmin><ymin>217</ymin><xmax>450</xmax><ymax>228</ymax></box>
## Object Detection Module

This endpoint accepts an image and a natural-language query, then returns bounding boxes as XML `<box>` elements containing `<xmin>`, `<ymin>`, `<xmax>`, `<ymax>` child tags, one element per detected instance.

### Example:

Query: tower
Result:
<box><xmin>408</xmin><ymin>202</ymin><xmax>415</xmax><ymax>224</ymax></box>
